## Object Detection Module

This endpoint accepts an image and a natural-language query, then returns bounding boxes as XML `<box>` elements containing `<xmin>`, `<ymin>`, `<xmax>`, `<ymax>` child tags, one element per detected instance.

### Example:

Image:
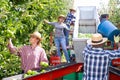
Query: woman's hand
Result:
<box><xmin>8</xmin><ymin>38</ymin><xmax>12</xmax><ymax>45</ymax></box>
<box><xmin>43</xmin><ymin>19</ymin><xmax>49</xmax><ymax>24</ymax></box>
<box><xmin>8</xmin><ymin>38</ymin><xmax>20</xmax><ymax>55</ymax></box>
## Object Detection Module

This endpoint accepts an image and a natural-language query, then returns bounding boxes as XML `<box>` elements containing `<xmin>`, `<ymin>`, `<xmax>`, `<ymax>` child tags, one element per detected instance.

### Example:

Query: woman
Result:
<box><xmin>44</xmin><ymin>15</ymin><xmax>70</xmax><ymax>63</ymax></box>
<box><xmin>8</xmin><ymin>31</ymin><xmax>48</xmax><ymax>73</ymax></box>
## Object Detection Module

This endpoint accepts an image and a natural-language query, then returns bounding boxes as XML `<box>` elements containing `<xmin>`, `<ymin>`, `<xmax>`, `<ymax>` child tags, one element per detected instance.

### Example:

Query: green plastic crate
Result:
<box><xmin>67</xmin><ymin>49</ymin><xmax>71</xmax><ymax>57</ymax></box>
<box><xmin>77</xmin><ymin>72</ymin><xmax>83</xmax><ymax>80</ymax></box>
<box><xmin>63</xmin><ymin>72</ymin><xmax>76</xmax><ymax>80</ymax></box>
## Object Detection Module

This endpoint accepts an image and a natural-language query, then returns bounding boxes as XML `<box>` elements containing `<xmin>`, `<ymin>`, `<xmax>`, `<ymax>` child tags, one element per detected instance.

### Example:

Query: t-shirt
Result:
<box><xmin>48</xmin><ymin>22</ymin><xmax>69</xmax><ymax>37</ymax></box>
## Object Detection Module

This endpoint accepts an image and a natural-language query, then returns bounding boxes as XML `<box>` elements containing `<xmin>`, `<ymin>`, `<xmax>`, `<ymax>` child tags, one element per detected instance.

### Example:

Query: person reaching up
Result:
<box><xmin>44</xmin><ymin>15</ymin><xmax>70</xmax><ymax>63</ymax></box>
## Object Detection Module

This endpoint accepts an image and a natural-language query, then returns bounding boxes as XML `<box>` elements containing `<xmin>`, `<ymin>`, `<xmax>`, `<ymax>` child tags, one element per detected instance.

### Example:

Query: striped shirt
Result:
<box><xmin>64</xmin><ymin>12</ymin><xmax>76</xmax><ymax>26</ymax></box>
<box><xmin>8</xmin><ymin>43</ymin><xmax>48</xmax><ymax>73</ymax></box>
<box><xmin>82</xmin><ymin>45</ymin><xmax>120</xmax><ymax>80</ymax></box>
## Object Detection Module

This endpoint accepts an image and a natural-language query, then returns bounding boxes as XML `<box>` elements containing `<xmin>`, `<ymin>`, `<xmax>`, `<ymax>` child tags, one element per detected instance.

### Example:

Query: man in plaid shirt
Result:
<box><xmin>83</xmin><ymin>33</ymin><xmax>120</xmax><ymax>80</ymax></box>
<box><xmin>64</xmin><ymin>8</ymin><xmax>76</xmax><ymax>46</ymax></box>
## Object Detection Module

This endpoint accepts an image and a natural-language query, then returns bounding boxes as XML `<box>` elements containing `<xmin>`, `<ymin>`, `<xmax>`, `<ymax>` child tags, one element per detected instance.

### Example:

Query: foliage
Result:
<box><xmin>98</xmin><ymin>2</ymin><xmax>109</xmax><ymax>14</ymax></box>
<box><xmin>0</xmin><ymin>0</ymin><xmax>73</xmax><ymax>79</ymax></box>
<box><xmin>98</xmin><ymin>0</ymin><xmax>120</xmax><ymax>28</ymax></box>
<box><xmin>0</xmin><ymin>50</ymin><xmax>22</xmax><ymax>78</ymax></box>
<box><xmin>108</xmin><ymin>0</ymin><xmax>120</xmax><ymax>28</ymax></box>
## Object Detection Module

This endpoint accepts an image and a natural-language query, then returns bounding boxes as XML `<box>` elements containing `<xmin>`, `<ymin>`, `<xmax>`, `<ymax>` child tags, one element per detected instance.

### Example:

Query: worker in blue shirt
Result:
<box><xmin>100</xmin><ymin>14</ymin><xmax>109</xmax><ymax>22</ymax></box>
<box><xmin>82</xmin><ymin>33</ymin><xmax>120</xmax><ymax>80</ymax></box>
<box><xmin>64</xmin><ymin>8</ymin><xmax>76</xmax><ymax>46</ymax></box>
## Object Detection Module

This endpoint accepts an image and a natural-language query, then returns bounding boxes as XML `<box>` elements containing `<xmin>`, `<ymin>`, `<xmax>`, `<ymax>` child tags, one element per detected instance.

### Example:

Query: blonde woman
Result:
<box><xmin>8</xmin><ymin>31</ymin><xmax>48</xmax><ymax>73</ymax></box>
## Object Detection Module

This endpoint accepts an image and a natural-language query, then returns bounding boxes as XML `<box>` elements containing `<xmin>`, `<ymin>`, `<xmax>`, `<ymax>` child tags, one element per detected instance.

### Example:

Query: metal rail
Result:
<box><xmin>24</xmin><ymin>62</ymin><xmax>83</xmax><ymax>80</ymax></box>
<box><xmin>109</xmin><ymin>66</ymin><xmax>120</xmax><ymax>80</ymax></box>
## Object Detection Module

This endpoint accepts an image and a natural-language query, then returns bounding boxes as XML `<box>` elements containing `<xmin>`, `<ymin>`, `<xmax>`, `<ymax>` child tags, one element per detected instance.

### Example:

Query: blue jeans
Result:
<box><xmin>54</xmin><ymin>37</ymin><xmax>70</xmax><ymax>62</ymax></box>
<box><xmin>64</xmin><ymin>24</ymin><xmax>70</xmax><ymax>46</ymax></box>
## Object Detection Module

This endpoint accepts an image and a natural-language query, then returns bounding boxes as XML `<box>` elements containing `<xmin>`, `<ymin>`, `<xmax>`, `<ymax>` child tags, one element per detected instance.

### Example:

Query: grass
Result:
<box><xmin>78</xmin><ymin>33</ymin><xmax>92</xmax><ymax>38</ymax></box>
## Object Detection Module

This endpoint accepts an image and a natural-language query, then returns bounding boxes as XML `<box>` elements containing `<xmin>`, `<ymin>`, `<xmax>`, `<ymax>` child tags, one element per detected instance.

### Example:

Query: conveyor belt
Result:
<box><xmin>109</xmin><ymin>66</ymin><xmax>120</xmax><ymax>76</ymax></box>
<box><xmin>23</xmin><ymin>62</ymin><xmax>83</xmax><ymax>80</ymax></box>
<box><xmin>109</xmin><ymin>66</ymin><xmax>120</xmax><ymax>80</ymax></box>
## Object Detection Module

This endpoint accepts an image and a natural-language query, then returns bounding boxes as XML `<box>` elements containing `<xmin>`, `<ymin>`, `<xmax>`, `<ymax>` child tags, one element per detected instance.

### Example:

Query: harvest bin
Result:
<box><xmin>63</xmin><ymin>72</ymin><xmax>77</xmax><ymax>80</ymax></box>
<box><xmin>73</xmin><ymin>38</ymin><xmax>88</xmax><ymax>63</ymax></box>
<box><xmin>97</xmin><ymin>20</ymin><xmax>120</xmax><ymax>42</ymax></box>
<box><xmin>73</xmin><ymin>6</ymin><xmax>99</xmax><ymax>63</ymax></box>
<box><xmin>63</xmin><ymin>72</ymin><xmax>83</xmax><ymax>80</ymax></box>
<box><xmin>77</xmin><ymin>72</ymin><xmax>83</xmax><ymax>80</ymax></box>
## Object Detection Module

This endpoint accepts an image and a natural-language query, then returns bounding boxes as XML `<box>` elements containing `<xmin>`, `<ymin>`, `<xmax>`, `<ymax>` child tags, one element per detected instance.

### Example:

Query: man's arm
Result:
<box><xmin>111</xmin><ymin>43</ymin><xmax>120</xmax><ymax>58</ymax></box>
<box><xmin>64</xmin><ymin>24</ymin><xmax>70</xmax><ymax>30</ymax></box>
<box><xmin>107</xmin><ymin>49</ymin><xmax>120</xmax><ymax>60</ymax></box>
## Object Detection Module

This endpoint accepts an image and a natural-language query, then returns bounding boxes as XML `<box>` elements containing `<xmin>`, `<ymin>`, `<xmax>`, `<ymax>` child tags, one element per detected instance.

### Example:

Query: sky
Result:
<box><xmin>74</xmin><ymin>0</ymin><xmax>109</xmax><ymax>9</ymax></box>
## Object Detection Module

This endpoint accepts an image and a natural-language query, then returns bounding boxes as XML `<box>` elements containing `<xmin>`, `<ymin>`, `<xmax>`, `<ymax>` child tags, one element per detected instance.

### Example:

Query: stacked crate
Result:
<box><xmin>73</xmin><ymin>6</ymin><xmax>99</xmax><ymax>63</ymax></box>
<box><xmin>63</xmin><ymin>72</ymin><xmax>77</xmax><ymax>80</ymax></box>
<box><xmin>77</xmin><ymin>72</ymin><xmax>83</xmax><ymax>80</ymax></box>
<box><xmin>63</xmin><ymin>72</ymin><xmax>83</xmax><ymax>80</ymax></box>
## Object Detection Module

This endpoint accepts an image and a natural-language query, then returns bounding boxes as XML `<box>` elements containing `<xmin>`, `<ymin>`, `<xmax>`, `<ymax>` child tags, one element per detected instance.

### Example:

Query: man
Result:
<box><xmin>100</xmin><ymin>14</ymin><xmax>109</xmax><ymax>22</ymax></box>
<box><xmin>82</xmin><ymin>33</ymin><xmax>120</xmax><ymax>80</ymax></box>
<box><xmin>64</xmin><ymin>8</ymin><xmax>76</xmax><ymax>46</ymax></box>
